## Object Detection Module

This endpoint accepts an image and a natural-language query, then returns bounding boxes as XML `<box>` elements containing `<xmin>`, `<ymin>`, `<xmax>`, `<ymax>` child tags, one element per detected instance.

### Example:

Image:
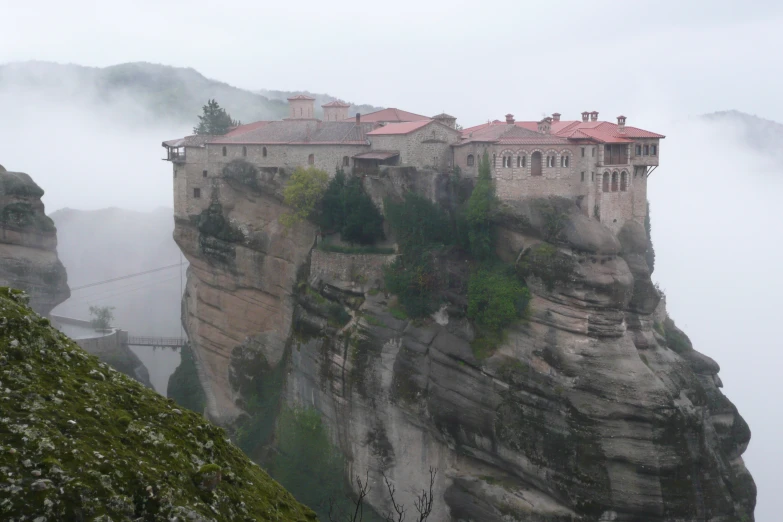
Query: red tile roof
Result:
<box><xmin>367</xmin><ymin>120</ymin><xmax>433</xmax><ymax>135</ymax></box>
<box><xmin>287</xmin><ymin>94</ymin><xmax>316</xmax><ymax>101</ymax></box>
<box><xmin>346</xmin><ymin>108</ymin><xmax>429</xmax><ymax>123</ymax></box>
<box><xmin>322</xmin><ymin>100</ymin><xmax>350</xmax><ymax>107</ymax></box>
<box><xmin>207</xmin><ymin>120</ymin><xmax>374</xmax><ymax>145</ymax></box>
<box><xmin>459</xmin><ymin>118</ymin><xmax>664</xmax><ymax>145</ymax></box>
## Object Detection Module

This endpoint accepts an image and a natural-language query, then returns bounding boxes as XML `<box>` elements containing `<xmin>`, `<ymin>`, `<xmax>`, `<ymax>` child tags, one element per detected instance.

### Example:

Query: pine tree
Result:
<box><xmin>193</xmin><ymin>99</ymin><xmax>239</xmax><ymax>135</ymax></box>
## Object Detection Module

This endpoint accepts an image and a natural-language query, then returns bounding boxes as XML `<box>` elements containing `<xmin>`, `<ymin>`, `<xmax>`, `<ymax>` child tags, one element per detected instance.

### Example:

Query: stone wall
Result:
<box><xmin>310</xmin><ymin>248</ymin><xmax>396</xmax><ymax>287</ymax></box>
<box><xmin>206</xmin><ymin>143</ymin><xmax>369</xmax><ymax>177</ymax></box>
<box><xmin>370</xmin><ymin>122</ymin><xmax>460</xmax><ymax>170</ymax></box>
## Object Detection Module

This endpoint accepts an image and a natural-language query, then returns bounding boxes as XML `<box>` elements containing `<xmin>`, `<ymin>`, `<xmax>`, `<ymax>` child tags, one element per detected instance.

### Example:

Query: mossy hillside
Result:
<box><xmin>0</xmin><ymin>288</ymin><xmax>315</xmax><ymax>522</ymax></box>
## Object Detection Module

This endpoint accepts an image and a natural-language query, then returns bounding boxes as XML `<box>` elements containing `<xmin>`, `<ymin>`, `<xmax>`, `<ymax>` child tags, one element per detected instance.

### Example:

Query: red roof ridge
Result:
<box><xmin>287</xmin><ymin>94</ymin><xmax>316</xmax><ymax>101</ymax></box>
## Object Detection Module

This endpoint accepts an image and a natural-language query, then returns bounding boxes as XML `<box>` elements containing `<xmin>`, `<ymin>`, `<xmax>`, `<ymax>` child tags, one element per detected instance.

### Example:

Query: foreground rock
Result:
<box><xmin>0</xmin><ymin>287</ymin><xmax>315</xmax><ymax>521</ymax></box>
<box><xmin>176</xmin><ymin>168</ymin><xmax>755</xmax><ymax>521</ymax></box>
<box><xmin>0</xmin><ymin>166</ymin><xmax>69</xmax><ymax>315</ymax></box>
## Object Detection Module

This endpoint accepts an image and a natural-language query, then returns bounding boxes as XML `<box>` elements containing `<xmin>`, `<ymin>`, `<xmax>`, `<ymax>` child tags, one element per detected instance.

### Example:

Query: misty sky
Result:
<box><xmin>3</xmin><ymin>0</ymin><xmax>783</xmax><ymax>125</ymax></box>
<box><xmin>3</xmin><ymin>1</ymin><xmax>783</xmax><ymax>520</ymax></box>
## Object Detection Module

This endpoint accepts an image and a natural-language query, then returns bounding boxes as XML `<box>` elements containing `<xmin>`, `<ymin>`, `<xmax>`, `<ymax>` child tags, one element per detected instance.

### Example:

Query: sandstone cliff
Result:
<box><xmin>175</xmin><ymin>167</ymin><xmax>755</xmax><ymax>521</ymax></box>
<box><xmin>0</xmin><ymin>165</ymin><xmax>69</xmax><ymax>315</ymax></box>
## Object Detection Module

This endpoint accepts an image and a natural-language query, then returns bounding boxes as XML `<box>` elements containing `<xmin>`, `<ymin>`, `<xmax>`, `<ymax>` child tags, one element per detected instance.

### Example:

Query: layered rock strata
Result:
<box><xmin>175</xmin><ymin>166</ymin><xmax>755</xmax><ymax>521</ymax></box>
<box><xmin>0</xmin><ymin>166</ymin><xmax>69</xmax><ymax>315</ymax></box>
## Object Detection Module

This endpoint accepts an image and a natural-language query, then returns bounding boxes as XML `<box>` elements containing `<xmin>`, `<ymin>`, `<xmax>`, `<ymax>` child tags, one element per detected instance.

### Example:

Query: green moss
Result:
<box><xmin>516</xmin><ymin>242</ymin><xmax>576</xmax><ymax>291</ymax></box>
<box><xmin>389</xmin><ymin>306</ymin><xmax>409</xmax><ymax>321</ymax></box>
<box><xmin>0</xmin><ymin>287</ymin><xmax>315</xmax><ymax>521</ymax></box>
<box><xmin>663</xmin><ymin>317</ymin><xmax>693</xmax><ymax>354</ymax></box>
<box><xmin>0</xmin><ymin>202</ymin><xmax>55</xmax><ymax>232</ymax></box>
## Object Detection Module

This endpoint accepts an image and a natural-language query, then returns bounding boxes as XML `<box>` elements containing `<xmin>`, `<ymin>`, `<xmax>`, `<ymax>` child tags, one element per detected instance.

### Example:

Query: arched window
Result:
<box><xmin>502</xmin><ymin>156</ymin><xmax>507</xmax><ymax>168</ymax></box>
<box><xmin>467</xmin><ymin>154</ymin><xmax>474</xmax><ymax>167</ymax></box>
<box><xmin>262</xmin><ymin>147</ymin><xmax>267</xmax><ymax>157</ymax></box>
<box><xmin>521</xmin><ymin>155</ymin><xmax>526</xmax><ymax>167</ymax></box>
<box><xmin>612</xmin><ymin>171</ymin><xmax>619</xmax><ymax>192</ymax></box>
<box><xmin>308</xmin><ymin>153</ymin><xmax>315</xmax><ymax>165</ymax></box>
<box><xmin>242</xmin><ymin>146</ymin><xmax>247</xmax><ymax>157</ymax></box>
<box><xmin>222</xmin><ymin>146</ymin><xmax>227</xmax><ymax>157</ymax></box>
<box><xmin>531</xmin><ymin>152</ymin><xmax>543</xmax><ymax>176</ymax></box>
<box><xmin>547</xmin><ymin>155</ymin><xmax>556</xmax><ymax>168</ymax></box>
<box><xmin>560</xmin><ymin>154</ymin><xmax>569</xmax><ymax>168</ymax></box>
<box><xmin>602</xmin><ymin>171</ymin><xmax>610</xmax><ymax>192</ymax></box>
<box><xmin>620</xmin><ymin>171</ymin><xmax>628</xmax><ymax>191</ymax></box>
<box><xmin>516</xmin><ymin>156</ymin><xmax>521</xmax><ymax>168</ymax></box>
<box><xmin>342</xmin><ymin>156</ymin><xmax>350</xmax><ymax>167</ymax></box>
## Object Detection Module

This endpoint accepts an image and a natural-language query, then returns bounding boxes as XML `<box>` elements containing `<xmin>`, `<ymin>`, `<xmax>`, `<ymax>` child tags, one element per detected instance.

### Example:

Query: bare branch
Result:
<box><xmin>382</xmin><ymin>471</ymin><xmax>406</xmax><ymax>522</ymax></box>
<box><xmin>413</xmin><ymin>467</ymin><xmax>437</xmax><ymax>522</ymax></box>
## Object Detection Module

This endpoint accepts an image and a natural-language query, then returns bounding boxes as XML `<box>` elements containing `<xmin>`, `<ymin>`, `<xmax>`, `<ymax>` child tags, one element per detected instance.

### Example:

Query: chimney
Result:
<box><xmin>552</xmin><ymin>112</ymin><xmax>561</xmax><ymax>122</ymax></box>
<box><xmin>590</xmin><ymin>111</ymin><xmax>599</xmax><ymax>122</ymax></box>
<box><xmin>537</xmin><ymin>117</ymin><xmax>552</xmax><ymax>134</ymax></box>
<box><xmin>505</xmin><ymin>113</ymin><xmax>515</xmax><ymax>124</ymax></box>
<box><xmin>617</xmin><ymin>115</ymin><xmax>627</xmax><ymax>133</ymax></box>
<box><xmin>356</xmin><ymin>113</ymin><xmax>361</xmax><ymax>124</ymax></box>
<box><xmin>581</xmin><ymin>111</ymin><xmax>590</xmax><ymax>122</ymax></box>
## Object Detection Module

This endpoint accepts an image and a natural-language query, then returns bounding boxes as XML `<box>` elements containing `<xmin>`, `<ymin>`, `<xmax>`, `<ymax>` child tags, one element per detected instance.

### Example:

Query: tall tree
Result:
<box><xmin>466</xmin><ymin>150</ymin><xmax>496</xmax><ymax>260</ymax></box>
<box><xmin>193</xmin><ymin>99</ymin><xmax>238</xmax><ymax>135</ymax></box>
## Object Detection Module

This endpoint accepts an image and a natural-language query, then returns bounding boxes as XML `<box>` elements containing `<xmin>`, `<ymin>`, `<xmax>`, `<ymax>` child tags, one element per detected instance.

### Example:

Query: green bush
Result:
<box><xmin>281</xmin><ymin>166</ymin><xmax>329</xmax><ymax>227</ymax></box>
<box><xmin>468</xmin><ymin>264</ymin><xmax>530</xmax><ymax>333</ymax></box>
<box><xmin>384</xmin><ymin>252</ymin><xmax>439</xmax><ymax>318</ymax></box>
<box><xmin>319</xmin><ymin>170</ymin><xmax>385</xmax><ymax>245</ymax></box>
<box><xmin>465</xmin><ymin>151</ymin><xmax>496</xmax><ymax>259</ymax></box>
<box><xmin>167</xmin><ymin>342</ymin><xmax>207</xmax><ymax>414</ymax></box>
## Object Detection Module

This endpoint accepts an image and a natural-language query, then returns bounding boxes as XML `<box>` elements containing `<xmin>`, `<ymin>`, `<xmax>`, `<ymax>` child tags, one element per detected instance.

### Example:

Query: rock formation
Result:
<box><xmin>0</xmin><ymin>166</ymin><xmax>69</xmax><ymax>315</ymax></box>
<box><xmin>175</xmin><ymin>167</ymin><xmax>756</xmax><ymax>521</ymax></box>
<box><xmin>0</xmin><ymin>287</ymin><xmax>315</xmax><ymax>521</ymax></box>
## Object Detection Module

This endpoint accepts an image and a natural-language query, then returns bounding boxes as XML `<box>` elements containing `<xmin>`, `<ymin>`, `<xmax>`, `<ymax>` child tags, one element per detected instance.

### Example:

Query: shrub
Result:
<box><xmin>318</xmin><ymin>170</ymin><xmax>385</xmax><ymax>244</ymax></box>
<box><xmin>281</xmin><ymin>166</ymin><xmax>329</xmax><ymax>227</ymax></box>
<box><xmin>167</xmin><ymin>342</ymin><xmax>207</xmax><ymax>414</ymax></box>
<box><xmin>468</xmin><ymin>264</ymin><xmax>530</xmax><ymax>333</ymax></box>
<box><xmin>89</xmin><ymin>305</ymin><xmax>115</xmax><ymax>331</ymax></box>
<box><xmin>465</xmin><ymin>151</ymin><xmax>496</xmax><ymax>259</ymax></box>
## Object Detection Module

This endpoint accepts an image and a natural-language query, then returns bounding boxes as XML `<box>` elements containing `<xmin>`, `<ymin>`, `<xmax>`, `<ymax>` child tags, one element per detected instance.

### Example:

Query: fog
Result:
<box><xmin>2</xmin><ymin>1</ymin><xmax>782</xmax><ymax>519</ymax></box>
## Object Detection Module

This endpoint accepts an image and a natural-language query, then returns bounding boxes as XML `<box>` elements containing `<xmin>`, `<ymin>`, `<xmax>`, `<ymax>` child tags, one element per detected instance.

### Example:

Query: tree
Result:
<box><xmin>465</xmin><ymin>151</ymin><xmax>496</xmax><ymax>260</ymax></box>
<box><xmin>281</xmin><ymin>166</ymin><xmax>329</xmax><ymax>228</ymax></box>
<box><xmin>319</xmin><ymin>170</ymin><xmax>385</xmax><ymax>244</ymax></box>
<box><xmin>193</xmin><ymin>99</ymin><xmax>239</xmax><ymax>135</ymax></box>
<box><xmin>89</xmin><ymin>305</ymin><xmax>115</xmax><ymax>331</ymax></box>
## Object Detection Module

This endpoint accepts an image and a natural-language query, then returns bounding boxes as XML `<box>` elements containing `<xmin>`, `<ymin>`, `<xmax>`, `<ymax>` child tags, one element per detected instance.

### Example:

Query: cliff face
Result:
<box><xmin>0</xmin><ymin>166</ymin><xmax>69</xmax><ymax>315</ymax></box>
<box><xmin>175</xmin><ymin>168</ymin><xmax>755</xmax><ymax>521</ymax></box>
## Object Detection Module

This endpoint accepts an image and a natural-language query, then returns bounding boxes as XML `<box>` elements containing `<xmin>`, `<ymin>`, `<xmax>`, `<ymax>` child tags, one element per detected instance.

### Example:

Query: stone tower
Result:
<box><xmin>322</xmin><ymin>100</ymin><xmax>350</xmax><ymax>122</ymax></box>
<box><xmin>287</xmin><ymin>95</ymin><xmax>316</xmax><ymax>119</ymax></box>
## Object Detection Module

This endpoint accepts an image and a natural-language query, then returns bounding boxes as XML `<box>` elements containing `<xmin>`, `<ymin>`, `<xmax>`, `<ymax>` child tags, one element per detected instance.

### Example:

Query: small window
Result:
<box><xmin>602</xmin><ymin>172</ymin><xmax>610</xmax><ymax>192</ymax></box>
<box><xmin>547</xmin><ymin>155</ymin><xmax>556</xmax><ymax>168</ymax></box>
<box><xmin>308</xmin><ymin>153</ymin><xmax>315</xmax><ymax>165</ymax></box>
<box><xmin>222</xmin><ymin>146</ymin><xmax>227</xmax><ymax>157</ymax></box>
<box><xmin>612</xmin><ymin>172</ymin><xmax>619</xmax><ymax>192</ymax></box>
<box><xmin>581</xmin><ymin>171</ymin><xmax>585</xmax><ymax>182</ymax></box>
<box><xmin>522</xmin><ymin>155</ymin><xmax>526</xmax><ymax>167</ymax></box>
<box><xmin>592</xmin><ymin>147</ymin><xmax>595</xmax><ymax>157</ymax></box>
<box><xmin>591</xmin><ymin>172</ymin><xmax>595</xmax><ymax>181</ymax></box>
<box><xmin>193</xmin><ymin>188</ymin><xmax>201</xmax><ymax>198</ymax></box>
<box><xmin>202</xmin><ymin>170</ymin><xmax>207</xmax><ymax>178</ymax></box>
<box><xmin>581</xmin><ymin>147</ymin><xmax>585</xmax><ymax>157</ymax></box>
<box><xmin>644</xmin><ymin>145</ymin><xmax>649</xmax><ymax>156</ymax></box>
<box><xmin>561</xmin><ymin>155</ymin><xmax>570</xmax><ymax>167</ymax></box>
<box><xmin>635</xmin><ymin>145</ymin><xmax>642</xmax><ymax>156</ymax></box>
<box><xmin>343</xmin><ymin>156</ymin><xmax>350</xmax><ymax>167</ymax></box>
<box><xmin>242</xmin><ymin>146</ymin><xmax>247</xmax><ymax>157</ymax></box>
<box><xmin>651</xmin><ymin>144</ymin><xmax>657</xmax><ymax>156</ymax></box>
<box><xmin>620</xmin><ymin>171</ymin><xmax>628</xmax><ymax>191</ymax></box>
<box><xmin>467</xmin><ymin>154</ymin><xmax>474</xmax><ymax>166</ymax></box>
<box><xmin>263</xmin><ymin>147</ymin><xmax>268</xmax><ymax>157</ymax></box>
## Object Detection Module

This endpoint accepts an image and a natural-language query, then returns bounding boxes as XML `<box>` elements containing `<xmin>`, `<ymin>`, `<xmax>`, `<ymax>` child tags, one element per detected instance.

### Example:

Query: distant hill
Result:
<box><xmin>0</xmin><ymin>61</ymin><xmax>382</xmax><ymax>127</ymax></box>
<box><xmin>704</xmin><ymin>110</ymin><xmax>783</xmax><ymax>160</ymax></box>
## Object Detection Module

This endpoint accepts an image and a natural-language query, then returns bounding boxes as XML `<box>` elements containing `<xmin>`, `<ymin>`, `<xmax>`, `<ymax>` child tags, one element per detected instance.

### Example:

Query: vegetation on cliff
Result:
<box><xmin>167</xmin><ymin>342</ymin><xmax>207</xmax><ymax>414</ymax></box>
<box><xmin>319</xmin><ymin>170</ymin><xmax>385</xmax><ymax>245</ymax></box>
<box><xmin>0</xmin><ymin>287</ymin><xmax>315</xmax><ymax>521</ymax></box>
<box><xmin>281</xmin><ymin>167</ymin><xmax>330</xmax><ymax>228</ymax></box>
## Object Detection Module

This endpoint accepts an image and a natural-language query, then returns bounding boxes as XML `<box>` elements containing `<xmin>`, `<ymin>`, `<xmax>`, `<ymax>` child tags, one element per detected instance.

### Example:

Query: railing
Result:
<box><xmin>126</xmin><ymin>336</ymin><xmax>186</xmax><ymax>348</ymax></box>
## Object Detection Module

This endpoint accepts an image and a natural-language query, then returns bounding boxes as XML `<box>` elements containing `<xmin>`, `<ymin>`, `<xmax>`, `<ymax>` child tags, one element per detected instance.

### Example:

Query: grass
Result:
<box><xmin>389</xmin><ymin>306</ymin><xmax>409</xmax><ymax>321</ymax></box>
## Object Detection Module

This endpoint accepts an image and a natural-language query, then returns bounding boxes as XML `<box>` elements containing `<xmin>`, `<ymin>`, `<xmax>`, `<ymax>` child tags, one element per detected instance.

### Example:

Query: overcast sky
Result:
<box><xmin>3</xmin><ymin>2</ymin><xmax>782</xmax><ymax>520</ymax></box>
<box><xmin>3</xmin><ymin>0</ymin><xmax>783</xmax><ymax>126</ymax></box>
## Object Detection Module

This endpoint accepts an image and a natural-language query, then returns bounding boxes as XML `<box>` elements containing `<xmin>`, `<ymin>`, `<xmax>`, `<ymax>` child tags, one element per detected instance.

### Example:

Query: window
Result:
<box><xmin>591</xmin><ymin>172</ymin><xmax>594</xmax><ymax>181</ymax></box>
<box><xmin>602</xmin><ymin>172</ymin><xmax>610</xmax><ymax>192</ymax></box>
<box><xmin>620</xmin><ymin>171</ymin><xmax>628</xmax><ymax>191</ymax></box>
<box><xmin>651</xmin><ymin>144</ymin><xmax>657</xmax><ymax>156</ymax></box>
<box><xmin>308</xmin><ymin>153</ymin><xmax>315</xmax><ymax>165</ymax></box>
<box><xmin>202</xmin><ymin>170</ymin><xmax>207</xmax><ymax>178</ymax></box>
<box><xmin>612</xmin><ymin>171</ymin><xmax>619</xmax><ymax>192</ymax></box>
<box><xmin>522</xmin><ymin>155</ymin><xmax>526</xmax><ymax>167</ymax></box>
<box><xmin>547</xmin><ymin>155</ymin><xmax>555</xmax><ymax>168</ymax></box>
<box><xmin>222</xmin><ymin>146</ymin><xmax>227</xmax><ymax>157</ymax></box>
<box><xmin>242</xmin><ymin>146</ymin><xmax>247</xmax><ymax>157</ymax></box>
<box><xmin>263</xmin><ymin>147</ymin><xmax>267</xmax><ymax>157</ymax></box>
<box><xmin>581</xmin><ymin>147</ymin><xmax>585</xmax><ymax>157</ymax></box>
<box><xmin>517</xmin><ymin>155</ymin><xmax>521</xmax><ymax>168</ymax></box>
<box><xmin>636</xmin><ymin>145</ymin><xmax>642</xmax><ymax>156</ymax></box>
<box><xmin>531</xmin><ymin>151</ymin><xmax>542</xmax><ymax>176</ymax></box>
<box><xmin>193</xmin><ymin>188</ymin><xmax>201</xmax><ymax>198</ymax></box>
<box><xmin>502</xmin><ymin>156</ymin><xmax>508</xmax><ymax>168</ymax></box>
<box><xmin>592</xmin><ymin>147</ymin><xmax>595</xmax><ymax>157</ymax></box>
<box><xmin>343</xmin><ymin>156</ymin><xmax>350</xmax><ymax>167</ymax></box>
<box><xmin>581</xmin><ymin>171</ymin><xmax>585</xmax><ymax>182</ymax></box>
<box><xmin>644</xmin><ymin>145</ymin><xmax>649</xmax><ymax>156</ymax></box>
<box><xmin>561</xmin><ymin>155</ymin><xmax>570</xmax><ymax>167</ymax></box>
<box><xmin>467</xmin><ymin>154</ymin><xmax>474</xmax><ymax>166</ymax></box>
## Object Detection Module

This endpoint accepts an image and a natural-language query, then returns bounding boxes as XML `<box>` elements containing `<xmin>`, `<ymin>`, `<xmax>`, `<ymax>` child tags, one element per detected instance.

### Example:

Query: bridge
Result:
<box><xmin>125</xmin><ymin>336</ymin><xmax>186</xmax><ymax>349</ymax></box>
